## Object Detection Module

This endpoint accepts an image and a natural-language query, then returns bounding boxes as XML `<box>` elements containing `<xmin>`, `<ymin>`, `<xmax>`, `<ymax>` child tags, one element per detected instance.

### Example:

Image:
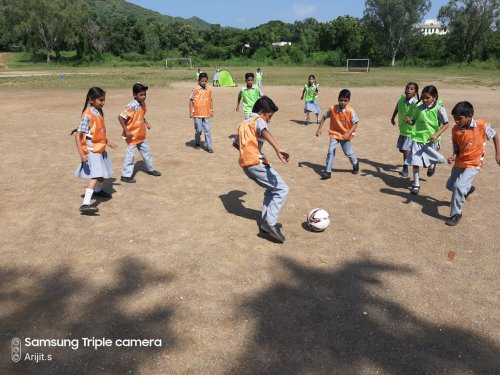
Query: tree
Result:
<box><xmin>438</xmin><ymin>0</ymin><xmax>499</xmax><ymax>62</ymax></box>
<box><xmin>364</xmin><ymin>0</ymin><xmax>431</xmax><ymax>66</ymax></box>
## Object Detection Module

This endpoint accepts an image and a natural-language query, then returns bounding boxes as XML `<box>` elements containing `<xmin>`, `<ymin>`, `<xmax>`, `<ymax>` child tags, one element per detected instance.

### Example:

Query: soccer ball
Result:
<box><xmin>306</xmin><ymin>208</ymin><xmax>330</xmax><ymax>232</ymax></box>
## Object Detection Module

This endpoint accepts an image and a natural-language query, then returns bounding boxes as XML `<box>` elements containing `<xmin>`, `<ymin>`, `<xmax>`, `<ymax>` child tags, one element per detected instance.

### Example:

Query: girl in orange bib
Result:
<box><xmin>74</xmin><ymin>87</ymin><xmax>117</xmax><ymax>214</ymax></box>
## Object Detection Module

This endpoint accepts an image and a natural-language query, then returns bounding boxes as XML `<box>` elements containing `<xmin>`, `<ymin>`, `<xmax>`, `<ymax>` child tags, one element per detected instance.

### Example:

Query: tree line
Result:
<box><xmin>0</xmin><ymin>0</ymin><xmax>498</xmax><ymax>66</ymax></box>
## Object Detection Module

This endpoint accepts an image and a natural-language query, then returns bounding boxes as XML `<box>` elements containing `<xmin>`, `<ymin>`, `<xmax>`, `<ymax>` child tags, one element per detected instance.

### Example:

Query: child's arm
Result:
<box><xmin>315</xmin><ymin>115</ymin><xmax>326</xmax><ymax>136</ymax></box>
<box><xmin>492</xmin><ymin>132</ymin><xmax>500</xmax><ymax>165</ymax></box>
<box><xmin>107</xmin><ymin>139</ymin><xmax>118</xmax><ymax>149</ymax></box>
<box><xmin>189</xmin><ymin>99</ymin><xmax>194</xmax><ymax>118</ymax></box>
<box><xmin>447</xmin><ymin>139</ymin><xmax>458</xmax><ymax>165</ymax></box>
<box><xmin>429</xmin><ymin>123</ymin><xmax>449</xmax><ymax>143</ymax></box>
<box><xmin>343</xmin><ymin>123</ymin><xmax>358</xmax><ymax>140</ymax></box>
<box><xmin>300</xmin><ymin>87</ymin><xmax>305</xmax><ymax>100</ymax></box>
<box><xmin>391</xmin><ymin>105</ymin><xmax>398</xmax><ymax>126</ymax></box>
<box><xmin>75</xmin><ymin>131</ymin><xmax>87</xmax><ymax>162</ymax></box>
<box><xmin>236</xmin><ymin>91</ymin><xmax>242</xmax><ymax>112</ymax></box>
<box><xmin>261</xmin><ymin>129</ymin><xmax>289</xmax><ymax>163</ymax></box>
<box><xmin>118</xmin><ymin>116</ymin><xmax>131</xmax><ymax>139</ymax></box>
<box><xmin>210</xmin><ymin>95</ymin><xmax>214</xmax><ymax>118</ymax></box>
<box><xmin>145</xmin><ymin>118</ymin><xmax>151</xmax><ymax>129</ymax></box>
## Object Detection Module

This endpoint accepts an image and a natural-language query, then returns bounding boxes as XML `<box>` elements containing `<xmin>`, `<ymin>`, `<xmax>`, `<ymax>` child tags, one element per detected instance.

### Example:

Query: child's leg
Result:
<box><xmin>340</xmin><ymin>140</ymin><xmax>358</xmax><ymax>165</ymax></box>
<box><xmin>202</xmin><ymin>118</ymin><xmax>212</xmax><ymax>151</ymax></box>
<box><xmin>446</xmin><ymin>167</ymin><xmax>478</xmax><ymax>216</ymax></box>
<box><xmin>82</xmin><ymin>178</ymin><xmax>99</xmax><ymax>205</ymax></box>
<box><xmin>325</xmin><ymin>138</ymin><xmax>339</xmax><ymax>173</ymax></box>
<box><xmin>413</xmin><ymin>166</ymin><xmax>420</xmax><ymax>186</ymax></box>
<box><xmin>194</xmin><ymin>118</ymin><xmax>202</xmax><ymax>146</ymax></box>
<box><xmin>305</xmin><ymin>110</ymin><xmax>311</xmax><ymax>122</ymax></box>
<box><xmin>137</xmin><ymin>140</ymin><xmax>156</xmax><ymax>172</ymax></box>
<box><xmin>244</xmin><ymin>164</ymin><xmax>289</xmax><ymax>226</ymax></box>
<box><xmin>121</xmin><ymin>144</ymin><xmax>137</xmax><ymax>177</ymax></box>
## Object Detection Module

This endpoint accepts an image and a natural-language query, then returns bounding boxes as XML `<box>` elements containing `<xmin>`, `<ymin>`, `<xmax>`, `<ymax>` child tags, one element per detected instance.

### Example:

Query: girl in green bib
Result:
<box><xmin>404</xmin><ymin>85</ymin><xmax>449</xmax><ymax>195</ymax></box>
<box><xmin>391</xmin><ymin>82</ymin><xmax>419</xmax><ymax>177</ymax></box>
<box><xmin>300</xmin><ymin>75</ymin><xmax>321</xmax><ymax>124</ymax></box>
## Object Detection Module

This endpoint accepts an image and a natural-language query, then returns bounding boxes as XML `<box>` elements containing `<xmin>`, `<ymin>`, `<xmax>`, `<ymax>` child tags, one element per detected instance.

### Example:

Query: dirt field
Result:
<box><xmin>0</xmin><ymin>82</ymin><xmax>499</xmax><ymax>374</ymax></box>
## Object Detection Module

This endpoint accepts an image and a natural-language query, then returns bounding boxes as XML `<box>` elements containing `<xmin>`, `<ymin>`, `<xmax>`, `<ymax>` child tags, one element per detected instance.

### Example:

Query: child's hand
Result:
<box><xmin>277</xmin><ymin>149</ymin><xmax>290</xmax><ymax>163</ymax></box>
<box><xmin>428</xmin><ymin>133</ymin><xmax>438</xmax><ymax>143</ymax></box>
<box><xmin>107</xmin><ymin>140</ymin><xmax>118</xmax><ymax>149</ymax></box>
<box><xmin>145</xmin><ymin>121</ymin><xmax>151</xmax><ymax>129</ymax></box>
<box><xmin>210</xmin><ymin>110</ymin><xmax>214</xmax><ymax>118</ymax></box>
<box><xmin>447</xmin><ymin>155</ymin><xmax>456</xmax><ymax>165</ymax></box>
<box><xmin>342</xmin><ymin>133</ymin><xmax>350</xmax><ymax>140</ymax></box>
<box><xmin>496</xmin><ymin>153</ymin><xmax>500</xmax><ymax>165</ymax></box>
<box><xmin>123</xmin><ymin>130</ymin><xmax>132</xmax><ymax>139</ymax></box>
<box><xmin>315</xmin><ymin>128</ymin><xmax>322</xmax><ymax>137</ymax></box>
<box><xmin>236</xmin><ymin>106</ymin><xmax>239</xmax><ymax>112</ymax></box>
<box><xmin>404</xmin><ymin>116</ymin><xmax>412</xmax><ymax>124</ymax></box>
<box><xmin>391</xmin><ymin>118</ymin><xmax>396</xmax><ymax>126</ymax></box>
<box><xmin>80</xmin><ymin>153</ymin><xmax>88</xmax><ymax>162</ymax></box>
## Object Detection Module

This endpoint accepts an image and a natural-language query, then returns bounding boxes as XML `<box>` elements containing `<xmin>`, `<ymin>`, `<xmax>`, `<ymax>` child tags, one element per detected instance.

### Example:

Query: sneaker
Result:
<box><xmin>401</xmin><ymin>166</ymin><xmax>409</xmax><ymax>178</ymax></box>
<box><xmin>352</xmin><ymin>163</ymin><xmax>359</xmax><ymax>175</ymax></box>
<box><xmin>465</xmin><ymin>186</ymin><xmax>475</xmax><ymax>199</ymax></box>
<box><xmin>79</xmin><ymin>204</ymin><xmax>99</xmax><ymax>213</ymax></box>
<box><xmin>445</xmin><ymin>214</ymin><xmax>462</xmax><ymax>226</ymax></box>
<box><xmin>194</xmin><ymin>143</ymin><xmax>201</xmax><ymax>149</ymax></box>
<box><xmin>207</xmin><ymin>149</ymin><xmax>214</xmax><ymax>153</ymax></box>
<box><xmin>410</xmin><ymin>185</ymin><xmax>420</xmax><ymax>195</ymax></box>
<box><xmin>147</xmin><ymin>170</ymin><xmax>161</xmax><ymax>176</ymax></box>
<box><xmin>321</xmin><ymin>171</ymin><xmax>331</xmax><ymax>180</ymax></box>
<box><xmin>305</xmin><ymin>118</ymin><xmax>311</xmax><ymax>124</ymax></box>
<box><xmin>427</xmin><ymin>165</ymin><xmax>436</xmax><ymax>177</ymax></box>
<box><xmin>120</xmin><ymin>176</ymin><xmax>136</xmax><ymax>183</ymax></box>
<box><xmin>93</xmin><ymin>190</ymin><xmax>112</xmax><ymax>198</ymax></box>
<box><xmin>260</xmin><ymin>222</ymin><xmax>285</xmax><ymax>243</ymax></box>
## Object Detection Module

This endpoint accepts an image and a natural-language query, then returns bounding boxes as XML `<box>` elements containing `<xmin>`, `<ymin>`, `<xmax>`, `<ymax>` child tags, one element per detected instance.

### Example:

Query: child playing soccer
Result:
<box><xmin>390</xmin><ymin>82</ymin><xmax>419</xmax><ymax>177</ymax></box>
<box><xmin>189</xmin><ymin>72</ymin><xmax>214</xmax><ymax>153</ymax></box>
<box><xmin>404</xmin><ymin>85</ymin><xmax>449</xmax><ymax>195</ymax></box>
<box><xmin>445</xmin><ymin>101</ymin><xmax>500</xmax><ymax>226</ymax></box>
<box><xmin>119</xmin><ymin>83</ymin><xmax>161</xmax><ymax>183</ymax></box>
<box><xmin>315</xmin><ymin>89</ymin><xmax>360</xmax><ymax>180</ymax></box>
<box><xmin>233</xmin><ymin>96</ymin><xmax>290</xmax><ymax>243</ymax></box>
<box><xmin>236</xmin><ymin>72</ymin><xmax>263</xmax><ymax>120</ymax></box>
<box><xmin>73</xmin><ymin>87</ymin><xmax>117</xmax><ymax>213</ymax></box>
<box><xmin>300</xmin><ymin>75</ymin><xmax>321</xmax><ymax>124</ymax></box>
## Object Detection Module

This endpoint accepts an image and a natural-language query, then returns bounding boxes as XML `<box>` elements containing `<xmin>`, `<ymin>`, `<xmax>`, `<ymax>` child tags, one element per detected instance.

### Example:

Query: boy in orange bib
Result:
<box><xmin>119</xmin><ymin>83</ymin><xmax>161</xmax><ymax>183</ymax></box>
<box><xmin>445</xmin><ymin>101</ymin><xmax>499</xmax><ymax>226</ymax></box>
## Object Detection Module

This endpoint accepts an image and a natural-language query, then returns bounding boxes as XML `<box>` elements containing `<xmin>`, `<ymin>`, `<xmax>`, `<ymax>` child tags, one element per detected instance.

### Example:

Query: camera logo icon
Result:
<box><xmin>11</xmin><ymin>338</ymin><xmax>21</xmax><ymax>362</ymax></box>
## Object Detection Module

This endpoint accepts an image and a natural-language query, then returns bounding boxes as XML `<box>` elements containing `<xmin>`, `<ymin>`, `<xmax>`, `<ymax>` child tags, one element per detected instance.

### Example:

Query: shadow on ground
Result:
<box><xmin>0</xmin><ymin>257</ymin><xmax>176</xmax><ymax>375</ymax></box>
<box><xmin>229</xmin><ymin>257</ymin><xmax>499</xmax><ymax>374</ymax></box>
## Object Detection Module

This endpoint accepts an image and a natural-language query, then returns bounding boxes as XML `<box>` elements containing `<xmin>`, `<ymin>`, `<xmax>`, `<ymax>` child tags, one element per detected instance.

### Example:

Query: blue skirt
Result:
<box><xmin>304</xmin><ymin>100</ymin><xmax>321</xmax><ymax>114</ymax></box>
<box><xmin>75</xmin><ymin>151</ymin><xmax>113</xmax><ymax>179</ymax></box>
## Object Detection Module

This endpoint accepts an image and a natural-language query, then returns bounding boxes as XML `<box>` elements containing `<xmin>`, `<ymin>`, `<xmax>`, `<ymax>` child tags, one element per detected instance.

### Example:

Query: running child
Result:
<box><xmin>255</xmin><ymin>67</ymin><xmax>263</xmax><ymax>89</ymax></box>
<box><xmin>300</xmin><ymin>75</ymin><xmax>321</xmax><ymax>124</ymax></box>
<box><xmin>73</xmin><ymin>87</ymin><xmax>117</xmax><ymax>214</ymax></box>
<box><xmin>315</xmin><ymin>89</ymin><xmax>360</xmax><ymax>180</ymax></box>
<box><xmin>390</xmin><ymin>82</ymin><xmax>419</xmax><ymax>177</ymax></box>
<box><xmin>236</xmin><ymin>72</ymin><xmax>263</xmax><ymax>120</ymax></box>
<box><xmin>445</xmin><ymin>101</ymin><xmax>500</xmax><ymax>226</ymax></box>
<box><xmin>189</xmin><ymin>72</ymin><xmax>214</xmax><ymax>153</ymax></box>
<box><xmin>404</xmin><ymin>85</ymin><xmax>449</xmax><ymax>195</ymax></box>
<box><xmin>233</xmin><ymin>96</ymin><xmax>289</xmax><ymax>243</ymax></box>
<box><xmin>119</xmin><ymin>83</ymin><xmax>161</xmax><ymax>183</ymax></box>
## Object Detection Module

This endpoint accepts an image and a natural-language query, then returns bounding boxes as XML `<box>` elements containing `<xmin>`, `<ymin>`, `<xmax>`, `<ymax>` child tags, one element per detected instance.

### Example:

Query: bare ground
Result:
<box><xmin>0</xmin><ymin>83</ymin><xmax>499</xmax><ymax>374</ymax></box>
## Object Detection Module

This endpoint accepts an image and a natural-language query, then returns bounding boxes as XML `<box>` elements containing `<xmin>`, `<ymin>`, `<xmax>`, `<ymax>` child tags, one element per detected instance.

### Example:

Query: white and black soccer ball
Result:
<box><xmin>306</xmin><ymin>208</ymin><xmax>330</xmax><ymax>232</ymax></box>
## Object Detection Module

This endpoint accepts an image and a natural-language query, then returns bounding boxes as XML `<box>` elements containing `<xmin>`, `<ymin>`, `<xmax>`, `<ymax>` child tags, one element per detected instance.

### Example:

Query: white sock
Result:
<box><xmin>94</xmin><ymin>184</ymin><xmax>102</xmax><ymax>193</ymax></box>
<box><xmin>413</xmin><ymin>171</ymin><xmax>420</xmax><ymax>186</ymax></box>
<box><xmin>82</xmin><ymin>189</ymin><xmax>94</xmax><ymax>205</ymax></box>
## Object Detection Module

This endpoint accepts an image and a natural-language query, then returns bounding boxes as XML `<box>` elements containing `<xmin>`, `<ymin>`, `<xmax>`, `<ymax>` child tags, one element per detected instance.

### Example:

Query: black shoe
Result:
<box><xmin>445</xmin><ymin>214</ymin><xmax>462</xmax><ymax>226</ymax></box>
<box><xmin>465</xmin><ymin>186</ymin><xmax>475</xmax><ymax>199</ymax></box>
<box><xmin>194</xmin><ymin>143</ymin><xmax>201</xmax><ymax>149</ymax></box>
<box><xmin>427</xmin><ymin>165</ymin><xmax>436</xmax><ymax>177</ymax></box>
<box><xmin>79</xmin><ymin>204</ymin><xmax>99</xmax><ymax>213</ymax></box>
<box><xmin>410</xmin><ymin>185</ymin><xmax>420</xmax><ymax>195</ymax></box>
<box><xmin>352</xmin><ymin>163</ymin><xmax>359</xmax><ymax>174</ymax></box>
<box><xmin>147</xmin><ymin>170</ymin><xmax>161</xmax><ymax>176</ymax></box>
<box><xmin>260</xmin><ymin>222</ymin><xmax>285</xmax><ymax>243</ymax></box>
<box><xmin>121</xmin><ymin>176</ymin><xmax>136</xmax><ymax>183</ymax></box>
<box><xmin>321</xmin><ymin>171</ymin><xmax>331</xmax><ymax>180</ymax></box>
<box><xmin>93</xmin><ymin>190</ymin><xmax>112</xmax><ymax>198</ymax></box>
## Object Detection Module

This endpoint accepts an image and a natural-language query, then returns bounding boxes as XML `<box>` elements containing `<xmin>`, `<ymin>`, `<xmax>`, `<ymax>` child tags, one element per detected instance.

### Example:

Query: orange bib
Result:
<box><xmin>122</xmin><ymin>103</ymin><xmax>147</xmax><ymax>145</ymax></box>
<box><xmin>192</xmin><ymin>86</ymin><xmax>212</xmax><ymax>118</ymax></box>
<box><xmin>453</xmin><ymin>120</ymin><xmax>488</xmax><ymax>170</ymax></box>
<box><xmin>329</xmin><ymin>105</ymin><xmax>354</xmax><ymax>140</ymax></box>
<box><xmin>237</xmin><ymin>116</ymin><xmax>269</xmax><ymax>168</ymax></box>
<box><xmin>80</xmin><ymin>108</ymin><xmax>106</xmax><ymax>154</ymax></box>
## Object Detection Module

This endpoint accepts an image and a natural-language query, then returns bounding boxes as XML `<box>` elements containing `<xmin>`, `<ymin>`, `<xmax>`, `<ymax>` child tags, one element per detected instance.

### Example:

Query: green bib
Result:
<box><xmin>411</xmin><ymin>99</ymin><xmax>443</xmax><ymax>143</ymax></box>
<box><xmin>242</xmin><ymin>87</ymin><xmax>260</xmax><ymax>114</ymax></box>
<box><xmin>255</xmin><ymin>72</ymin><xmax>262</xmax><ymax>82</ymax></box>
<box><xmin>397</xmin><ymin>95</ymin><xmax>417</xmax><ymax>137</ymax></box>
<box><xmin>304</xmin><ymin>83</ymin><xmax>318</xmax><ymax>102</ymax></box>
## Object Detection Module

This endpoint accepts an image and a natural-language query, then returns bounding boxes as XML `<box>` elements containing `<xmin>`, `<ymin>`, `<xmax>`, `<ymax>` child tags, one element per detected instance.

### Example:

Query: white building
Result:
<box><xmin>415</xmin><ymin>19</ymin><xmax>448</xmax><ymax>36</ymax></box>
<box><xmin>272</xmin><ymin>41</ymin><xmax>292</xmax><ymax>47</ymax></box>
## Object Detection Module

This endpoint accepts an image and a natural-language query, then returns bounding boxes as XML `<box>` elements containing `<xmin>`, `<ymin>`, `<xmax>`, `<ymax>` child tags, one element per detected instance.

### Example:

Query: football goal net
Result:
<box><xmin>165</xmin><ymin>57</ymin><xmax>193</xmax><ymax>69</ymax></box>
<box><xmin>346</xmin><ymin>59</ymin><xmax>370</xmax><ymax>73</ymax></box>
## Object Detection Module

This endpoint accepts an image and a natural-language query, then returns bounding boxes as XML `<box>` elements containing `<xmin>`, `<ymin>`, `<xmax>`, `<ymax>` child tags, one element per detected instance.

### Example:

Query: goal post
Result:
<box><xmin>165</xmin><ymin>57</ymin><xmax>193</xmax><ymax>69</ymax></box>
<box><xmin>346</xmin><ymin>59</ymin><xmax>370</xmax><ymax>73</ymax></box>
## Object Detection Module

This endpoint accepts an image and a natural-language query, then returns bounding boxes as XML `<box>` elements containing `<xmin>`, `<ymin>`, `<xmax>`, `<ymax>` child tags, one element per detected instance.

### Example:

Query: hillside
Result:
<box><xmin>86</xmin><ymin>0</ymin><xmax>211</xmax><ymax>29</ymax></box>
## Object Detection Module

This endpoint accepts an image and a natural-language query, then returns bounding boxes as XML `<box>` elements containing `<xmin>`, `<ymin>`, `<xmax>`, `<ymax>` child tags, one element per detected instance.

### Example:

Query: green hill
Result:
<box><xmin>86</xmin><ymin>0</ymin><xmax>211</xmax><ymax>29</ymax></box>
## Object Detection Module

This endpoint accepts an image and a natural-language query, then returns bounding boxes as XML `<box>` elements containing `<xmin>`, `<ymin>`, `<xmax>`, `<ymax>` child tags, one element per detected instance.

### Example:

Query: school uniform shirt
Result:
<box><xmin>120</xmin><ymin>99</ymin><xmax>147</xmax><ymax>146</ymax></box>
<box><xmin>190</xmin><ymin>84</ymin><xmax>213</xmax><ymax>118</ymax></box>
<box><xmin>324</xmin><ymin>105</ymin><xmax>359</xmax><ymax>141</ymax></box>
<box><xmin>452</xmin><ymin>119</ymin><xmax>496</xmax><ymax>170</ymax></box>
<box><xmin>235</xmin><ymin>114</ymin><xmax>269</xmax><ymax>167</ymax></box>
<box><xmin>77</xmin><ymin>106</ymin><xmax>107</xmax><ymax>153</ymax></box>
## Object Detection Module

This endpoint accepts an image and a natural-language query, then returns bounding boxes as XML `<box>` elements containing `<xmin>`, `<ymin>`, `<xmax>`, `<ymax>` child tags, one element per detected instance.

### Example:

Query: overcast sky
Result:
<box><xmin>128</xmin><ymin>0</ymin><xmax>449</xmax><ymax>28</ymax></box>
